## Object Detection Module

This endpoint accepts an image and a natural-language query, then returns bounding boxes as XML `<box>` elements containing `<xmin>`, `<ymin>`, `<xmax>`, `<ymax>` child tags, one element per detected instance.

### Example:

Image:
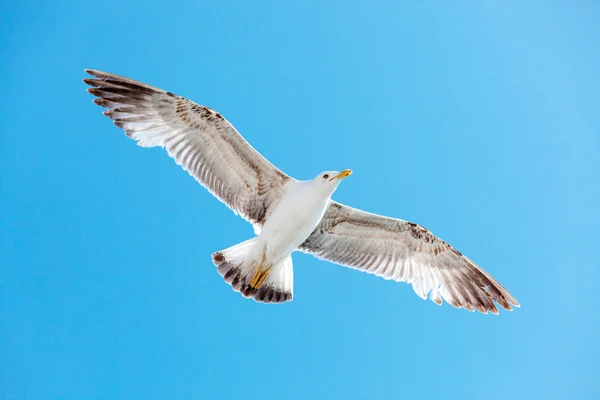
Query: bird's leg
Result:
<box><xmin>254</xmin><ymin>265</ymin><xmax>273</xmax><ymax>288</ymax></box>
<box><xmin>249</xmin><ymin>266</ymin><xmax>263</xmax><ymax>288</ymax></box>
<box><xmin>249</xmin><ymin>250</ymin><xmax>272</xmax><ymax>289</ymax></box>
<box><xmin>249</xmin><ymin>251</ymin><xmax>266</xmax><ymax>287</ymax></box>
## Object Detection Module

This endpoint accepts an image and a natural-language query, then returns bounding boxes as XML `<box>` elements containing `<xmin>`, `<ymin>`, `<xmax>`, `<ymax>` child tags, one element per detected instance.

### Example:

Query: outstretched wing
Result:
<box><xmin>84</xmin><ymin>69</ymin><xmax>292</xmax><ymax>229</ymax></box>
<box><xmin>299</xmin><ymin>202</ymin><xmax>519</xmax><ymax>314</ymax></box>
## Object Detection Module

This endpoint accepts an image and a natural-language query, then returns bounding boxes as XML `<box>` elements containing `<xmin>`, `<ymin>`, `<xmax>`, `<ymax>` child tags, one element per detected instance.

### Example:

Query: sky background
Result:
<box><xmin>1</xmin><ymin>1</ymin><xmax>599</xmax><ymax>399</ymax></box>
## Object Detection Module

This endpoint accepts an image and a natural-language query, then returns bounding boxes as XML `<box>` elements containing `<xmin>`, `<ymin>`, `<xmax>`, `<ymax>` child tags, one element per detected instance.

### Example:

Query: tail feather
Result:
<box><xmin>212</xmin><ymin>239</ymin><xmax>293</xmax><ymax>304</ymax></box>
<box><xmin>252</xmin><ymin>257</ymin><xmax>293</xmax><ymax>303</ymax></box>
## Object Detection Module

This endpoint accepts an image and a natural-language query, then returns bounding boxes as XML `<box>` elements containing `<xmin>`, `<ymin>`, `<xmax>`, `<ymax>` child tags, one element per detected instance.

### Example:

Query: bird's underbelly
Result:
<box><xmin>258</xmin><ymin>200</ymin><xmax>327</xmax><ymax>263</ymax></box>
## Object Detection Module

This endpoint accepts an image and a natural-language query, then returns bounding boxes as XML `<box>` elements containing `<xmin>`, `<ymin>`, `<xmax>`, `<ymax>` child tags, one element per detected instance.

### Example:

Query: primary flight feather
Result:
<box><xmin>84</xmin><ymin>69</ymin><xmax>519</xmax><ymax>314</ymax></box>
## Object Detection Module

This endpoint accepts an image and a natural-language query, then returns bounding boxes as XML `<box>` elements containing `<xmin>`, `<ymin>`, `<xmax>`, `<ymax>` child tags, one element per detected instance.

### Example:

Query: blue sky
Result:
<box><xmin>1</xmin><ymin>1</ymin><xmax>599</xmax><ymax>399</ymax></box>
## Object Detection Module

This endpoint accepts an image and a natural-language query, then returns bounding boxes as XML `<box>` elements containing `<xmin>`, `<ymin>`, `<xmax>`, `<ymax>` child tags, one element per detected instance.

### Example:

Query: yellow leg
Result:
<box><xmin>249</xmin><ymin>250</ymin><xmax>272</xmax><ymax>289</ymax></box>
<box><xmin>254</xmin><ymin>265</ymin><xmax>272</xmax><ymax>289</ymax></box>
<box><xmin>250</xmin><ymin>265</ymin><xmax>263</xmax><ymax>288</ymax></box>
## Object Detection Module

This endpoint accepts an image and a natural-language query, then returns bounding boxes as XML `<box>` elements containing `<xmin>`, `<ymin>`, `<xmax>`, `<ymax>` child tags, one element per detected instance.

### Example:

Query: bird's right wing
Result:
<box><xmin>84</xmin><ymin>69</ymin><xmax>292</xmax><ymax>229</ymax></box>
<box><xmin>299</xmin><ymin>201</ymin><xmax>519</xmax><ymax>314</ymax></box>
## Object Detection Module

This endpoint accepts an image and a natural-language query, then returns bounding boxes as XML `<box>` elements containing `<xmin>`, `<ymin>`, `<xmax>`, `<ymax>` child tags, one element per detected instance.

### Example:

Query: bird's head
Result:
<box><xmin>312</xmin><ymin>169</ymin><xmax>352</xmax><ymax>195</ymax></box>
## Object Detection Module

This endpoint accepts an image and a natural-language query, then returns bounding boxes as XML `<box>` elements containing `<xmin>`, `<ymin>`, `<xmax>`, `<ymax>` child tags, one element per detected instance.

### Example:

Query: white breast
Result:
<box><xmin>258</xmin><ymin>181</ymin><xmax>331</xmax><ymax>263</ymax></box>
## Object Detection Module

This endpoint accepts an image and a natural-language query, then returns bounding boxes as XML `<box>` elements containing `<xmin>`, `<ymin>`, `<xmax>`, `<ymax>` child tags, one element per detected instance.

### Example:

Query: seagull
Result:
<box><xmin>84</xmin><ymin>69</ymin><xmax>519</xmax><ymax>314</ymax></box>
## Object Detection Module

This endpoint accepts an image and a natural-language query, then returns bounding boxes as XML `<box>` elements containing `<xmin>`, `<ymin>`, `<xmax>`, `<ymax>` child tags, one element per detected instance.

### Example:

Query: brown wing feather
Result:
<box><xmin>300</xmin><ymin>201</ymin><xmax>519</xmax><ymax>314</ymax></box>
<box><xmin>84</xmin><ymin>69</ymin><xmax>291</xmax><ymax>228</ymax></box>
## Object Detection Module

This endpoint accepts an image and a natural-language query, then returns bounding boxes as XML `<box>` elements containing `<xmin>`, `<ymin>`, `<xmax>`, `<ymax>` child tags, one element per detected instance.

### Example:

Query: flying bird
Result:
<box><xmin>84</xmin><ymin>69</ymin><xmax>519</xmax><ymax>314</ymax></box>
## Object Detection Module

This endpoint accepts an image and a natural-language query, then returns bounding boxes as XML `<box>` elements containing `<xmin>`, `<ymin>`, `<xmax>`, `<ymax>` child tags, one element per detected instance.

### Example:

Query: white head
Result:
<box><xmin>310</xmin><ymin>169</ymin><xmax>353</xmax><ymax>196</ymax></box>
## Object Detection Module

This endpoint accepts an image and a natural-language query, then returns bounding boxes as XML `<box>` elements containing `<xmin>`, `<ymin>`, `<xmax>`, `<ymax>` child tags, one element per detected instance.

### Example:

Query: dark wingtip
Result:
<box><xmin>87</xmin><ymin>87</ymin><xmax>102</xmax><ymax>96</ymax></box>
<box><xmin>85</xmin><ymin>69</ymin><xmax>101</xmax><ymax>77</ymax></box>
<box><xmin>83</xmin><ymin>78</ymin><xmax>99</xmax><ymax>87</ymax></box>
<box><xmin>93</xmin><ymin>98</ymin><xmax>107</xmax><ymax>107</ymax></box>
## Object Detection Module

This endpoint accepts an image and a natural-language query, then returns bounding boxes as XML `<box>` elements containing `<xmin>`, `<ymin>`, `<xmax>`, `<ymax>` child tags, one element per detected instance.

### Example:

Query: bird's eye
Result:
<box><xmin>323</xmin><ymin>174</ymin><xmax>329</xmax><ymax>179</ymax></box>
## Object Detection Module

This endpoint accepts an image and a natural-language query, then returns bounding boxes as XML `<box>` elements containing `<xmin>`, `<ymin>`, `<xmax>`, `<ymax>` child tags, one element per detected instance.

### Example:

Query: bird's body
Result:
<box><xmin>84</xmin><ymin>69</ymin><xmax>520</xmax><ymax>313</ymax></box>
<box><xmin>257</xmin><ymin>179</ymin><xmax>333</xmax><ymax>265</ymax></box>
<box><xmin>212</xmin><ymin>171</ymin><xmax>351</xmax><ymax>301</ymax></box>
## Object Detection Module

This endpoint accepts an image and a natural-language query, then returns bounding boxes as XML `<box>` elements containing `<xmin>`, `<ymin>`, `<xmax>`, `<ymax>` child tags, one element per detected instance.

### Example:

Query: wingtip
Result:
<box><xmin>92</xmin><ymin>98</ymin><xmax>106</xmax><ymax>107</ymax></box>
<box><xmin>84</xmin><ymin>69</ymin><xmax>111</xmax><ymax>80</ymax></box>
<box><xmin>510</xmin><ymin>294</ymin><xmax>521</xmax><ymax>308</ymax></box>
<box><xmin>82</xmin><ymin>78</ymin><xmax>98</xmax><ymax>86</ymax></box>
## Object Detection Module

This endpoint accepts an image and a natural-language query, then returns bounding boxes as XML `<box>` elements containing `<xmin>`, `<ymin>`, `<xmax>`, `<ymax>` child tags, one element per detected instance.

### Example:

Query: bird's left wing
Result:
<box><xmin>299</xmin><ymin>201</ymin><xmax>519</xmax><ymax>314</ymax></box>
<box><xmin>84</xmin><ymin>70</ymin><xmax>292</xmax><ymax>230</ymax></box>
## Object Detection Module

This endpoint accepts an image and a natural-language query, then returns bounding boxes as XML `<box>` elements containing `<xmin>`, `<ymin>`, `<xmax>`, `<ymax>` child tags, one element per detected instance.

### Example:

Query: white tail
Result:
<box><xmin>212</xmin><ymin>239</ymin><xmax>294</xmax><ymax>303</ymax></box>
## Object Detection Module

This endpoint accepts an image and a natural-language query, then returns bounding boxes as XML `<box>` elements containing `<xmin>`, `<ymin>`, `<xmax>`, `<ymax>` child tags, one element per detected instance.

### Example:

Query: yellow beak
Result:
<box><xmin>329</xmin><ymin>169</ymin><xmax>352</xmax><ymax>181</ymax></box>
